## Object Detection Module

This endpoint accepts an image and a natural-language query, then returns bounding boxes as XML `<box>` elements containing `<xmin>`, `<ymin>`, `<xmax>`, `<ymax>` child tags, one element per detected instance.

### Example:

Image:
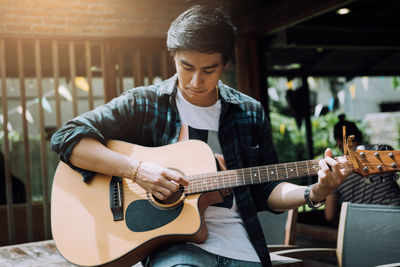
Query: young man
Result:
<box><xmin>51</xmin><ymin>5</ymin><xmax>351</xmax><ymax>266</ymax></box>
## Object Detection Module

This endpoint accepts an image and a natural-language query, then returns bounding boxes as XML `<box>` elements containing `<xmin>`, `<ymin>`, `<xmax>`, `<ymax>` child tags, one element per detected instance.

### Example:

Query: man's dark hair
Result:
<box><xmin>334</xmin><ymin>114</ymin><xmax>363</xmax><ymax>143</ymax></box>
<box><xmin>167</xmin><ymin>5</ymin><xmax>236</xmax><ymax>65</ymax></box>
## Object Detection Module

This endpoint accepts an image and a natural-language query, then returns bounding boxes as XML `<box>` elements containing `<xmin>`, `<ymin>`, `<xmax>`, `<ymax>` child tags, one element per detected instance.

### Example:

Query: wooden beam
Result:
<box><xmin>117</xmin><ymin>53</ymin><xmax>124</xmax><ymax>94</ymax></box>
<box><xmin>234</xmin><ymin>0</ymin><xmax>355</xmax><ymax>35</ymax></box>
<box><xmin>234</xmin><ymin>36</ymin><xmax>261</xmax><ymax>100</ymax></box>
<box><xmin>267</xmin><ymin>69</ymin><xmax>400</xmax><ymax>77</ymax></box>
<box><xmin>132</xmin><ymin>50</ymin><xmax>143</xmax><ymax>87</ymax></box>
<box><xmin>101</xmin><ymin>42</ymin><xmax>118</xmax><ymax>102</ymax></box>
<box><xmin>1</xmin><ymin>39</ymin><xmax>15</xmax><ymax>244</ymax></box>
<box><xmin>52</xmin><ymin>41</ymin><xmax>62</xmax><ymax>128</ymax></box>
<box><xmin>86</xmin><ymin>41</ymin><xmax>94</xmax><ymax>110</ymax></box>
<box><xmin>279</xmin><ymin>26</ymin><xmax>400</xmax><ymax>49</ymax></box>
<box><xmin>34</xmin><ymin>39</ymin><xmax>50</xmax><ymax>240</ymax></box>
<box><xmin>17</xmin><ymin>40</ymin><xmax>32</xmax><ymax>245</ymax></box>
<box><xmin>69</xmin><ymin>42</ymin><xmax>78</xmax><ymax>117</ymax></box>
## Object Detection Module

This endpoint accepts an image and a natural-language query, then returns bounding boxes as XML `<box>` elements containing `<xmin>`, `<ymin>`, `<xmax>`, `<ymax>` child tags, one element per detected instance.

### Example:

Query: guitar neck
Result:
<box><xmin>185</xmin><ymin>159</ymin><xmax>321</xmax><ymax>194</ymax></box>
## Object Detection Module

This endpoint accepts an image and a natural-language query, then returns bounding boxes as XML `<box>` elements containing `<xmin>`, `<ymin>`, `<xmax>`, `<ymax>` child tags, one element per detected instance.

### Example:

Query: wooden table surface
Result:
<box><xmin>0</xmin><ymin>240</ymin><xmax>302</xmax><ymax>267</ymax></box>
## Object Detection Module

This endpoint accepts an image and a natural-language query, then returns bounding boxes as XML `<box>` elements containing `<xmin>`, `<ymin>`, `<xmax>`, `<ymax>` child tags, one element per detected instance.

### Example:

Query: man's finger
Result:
<box><xmin>161</xmin><ymin>178</ymin><xmax>180</xmax><ymax>192</ymax></box>
<box><xmin>325</xmin><ymin>156</ymin><xmax>340</xmax><ymax>176</ymax></box>
<box><xmin>166</xmin><ymin>170</ymin><xmax>189</xmax><ymax>186</ymax></box>
<box><xmin>324</xmin><ymin>148</ymin><xmax>333</xmax><ymax>158</ymax></box>
<box><xmin>319</xmin><ymin>158</ymin><xmax>330</xmax><ymax>173</ymax></box>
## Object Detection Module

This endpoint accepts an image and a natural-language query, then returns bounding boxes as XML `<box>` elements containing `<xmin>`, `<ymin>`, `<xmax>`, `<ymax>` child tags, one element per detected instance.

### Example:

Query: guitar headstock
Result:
<box><xmin>351</xmin><ymin>149</ymin><xmax>400</xmax><ymax>176</ymax></box>
<box><xmin>342</xmin><ymin>126</ymin><xmax>400</xmax><ymax>176</ymax></box>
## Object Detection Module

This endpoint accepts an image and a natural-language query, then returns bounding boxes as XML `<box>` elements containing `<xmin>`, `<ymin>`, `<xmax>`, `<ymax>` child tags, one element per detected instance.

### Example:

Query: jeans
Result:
<box><xmin>145</xmin><ymin>243</ymin><xmax>262</xmax><ymax>267</ymax></box>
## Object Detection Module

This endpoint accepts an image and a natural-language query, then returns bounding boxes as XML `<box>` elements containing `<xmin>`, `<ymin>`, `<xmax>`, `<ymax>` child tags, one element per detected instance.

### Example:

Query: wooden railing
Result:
<box><xmin>0</xmin><ymin>37</ymin><xmax>174</xmax><ymax>245</ymax></box>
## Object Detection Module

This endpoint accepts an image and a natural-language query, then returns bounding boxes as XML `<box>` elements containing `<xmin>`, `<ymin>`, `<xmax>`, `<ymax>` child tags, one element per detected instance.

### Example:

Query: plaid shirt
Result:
<box><xmin>51</xmin><ymin>74</ymin><xmax>280</xmax><ymax>266</ymax></box>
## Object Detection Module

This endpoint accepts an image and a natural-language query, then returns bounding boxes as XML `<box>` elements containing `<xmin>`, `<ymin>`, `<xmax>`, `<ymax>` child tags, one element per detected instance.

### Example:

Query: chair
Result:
<box><xmin>258</xmin><ymin>209</ymin><xmax>298</xmax><ymax>251</ymax></box>
<box><xmin>274</xmin><ymin>202</ymin><xmax>400</xmax><ymax>267</ymax></box>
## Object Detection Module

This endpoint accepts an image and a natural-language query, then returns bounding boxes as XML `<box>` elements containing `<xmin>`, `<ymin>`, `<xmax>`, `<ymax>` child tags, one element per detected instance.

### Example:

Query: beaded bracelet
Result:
<box><xmin>131</xmin><ymin>160</ymin><xmax>143</xmax><ymax>182</ymax></box>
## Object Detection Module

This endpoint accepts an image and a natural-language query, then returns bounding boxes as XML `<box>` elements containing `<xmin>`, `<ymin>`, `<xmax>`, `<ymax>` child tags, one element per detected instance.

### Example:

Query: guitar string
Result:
<box><xmin>121</xmin><ymin>160</ymin><xmax>396</xmax><ymax>190</ymax></box>
<box><xmin>121</xmin><ymin>153</ymin><xmax>398</xmax><ymax>193</ymax></box>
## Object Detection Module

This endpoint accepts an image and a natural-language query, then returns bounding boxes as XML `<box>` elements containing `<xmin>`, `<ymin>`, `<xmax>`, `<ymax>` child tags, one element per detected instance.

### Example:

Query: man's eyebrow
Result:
<box><xmin>180</xmin><ymin>59</ymin><xmax>219</xmax><ymax>69</ymax></box>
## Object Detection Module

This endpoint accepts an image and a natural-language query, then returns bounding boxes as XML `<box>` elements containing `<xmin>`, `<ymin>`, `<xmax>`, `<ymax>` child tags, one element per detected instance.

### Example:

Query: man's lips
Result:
<box><xmin>186</xmin><ymin>87</ymin><xmax>205</xmax><ymax>94</ymax></box>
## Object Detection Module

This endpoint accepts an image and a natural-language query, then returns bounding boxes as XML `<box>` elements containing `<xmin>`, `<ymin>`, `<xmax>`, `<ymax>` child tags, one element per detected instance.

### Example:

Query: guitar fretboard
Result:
<box><xmin>184</xmin><ymin>159</ymin><xmax>321</xmax><ymax>194</ymax></box>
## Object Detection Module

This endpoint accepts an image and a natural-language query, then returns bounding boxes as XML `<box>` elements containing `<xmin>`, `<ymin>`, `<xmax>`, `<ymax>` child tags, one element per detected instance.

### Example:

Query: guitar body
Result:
<box><xmin>51</xmin><ymin>140</ymin><xmax>222</xmax><ymax>267</ymax></box>
<box><xmin>51</xmin><ymin>136</ymin><xmax>400</xmax><ymax>266</ymax></box>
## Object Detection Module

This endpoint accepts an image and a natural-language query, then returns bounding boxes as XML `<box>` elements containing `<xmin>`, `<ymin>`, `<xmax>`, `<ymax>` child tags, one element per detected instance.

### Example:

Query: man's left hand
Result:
<box><xmin>311</xmin><ymin>148</ymin><xmax>352</xmax><ymax>202</ymax></box>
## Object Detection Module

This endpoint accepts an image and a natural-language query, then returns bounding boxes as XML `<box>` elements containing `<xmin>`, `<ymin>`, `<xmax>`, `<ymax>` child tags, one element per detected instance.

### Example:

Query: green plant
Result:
<box><xmin>270</xmin><ymin>112</ymin><xmax>368</xmax><ymax>163</ymax></box>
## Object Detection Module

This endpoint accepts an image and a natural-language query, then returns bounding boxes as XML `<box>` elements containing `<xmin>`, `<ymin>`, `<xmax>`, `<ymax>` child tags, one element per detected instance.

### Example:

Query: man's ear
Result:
<box><xmin>224</xmin><ymin>62</ymin><xmax>229</xmax><ymax>70</ymax></box>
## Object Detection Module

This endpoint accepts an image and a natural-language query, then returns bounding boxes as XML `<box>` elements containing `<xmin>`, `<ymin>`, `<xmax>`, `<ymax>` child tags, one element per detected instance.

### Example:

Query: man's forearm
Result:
<box><xmin>267</xmin><ymin>182</ymin><xmax>326</xmax><ymax>212</ymax></box>
<box><xmin>70</xmin><ymin>137</ymin><xmax>138</xmax><ymax>179</ymax></box>
<box><xmin>267</xmin><ymin>182</ymin><xmax>308</xmax><ymax>211</ymax></box>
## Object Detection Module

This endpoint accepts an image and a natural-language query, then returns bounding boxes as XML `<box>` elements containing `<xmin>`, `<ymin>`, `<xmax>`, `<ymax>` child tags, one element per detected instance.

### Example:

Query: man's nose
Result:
<box><xmin>191</xmin><ymin>71</ymin><xmax>203</xmax><ymax>88</ymax></box>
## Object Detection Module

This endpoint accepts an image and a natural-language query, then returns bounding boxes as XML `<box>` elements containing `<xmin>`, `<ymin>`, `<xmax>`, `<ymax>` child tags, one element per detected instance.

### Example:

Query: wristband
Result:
<box><xmin>304</xmin><ymin>184</ymin><xmax>325</xmax><ymax>209</ymax></box>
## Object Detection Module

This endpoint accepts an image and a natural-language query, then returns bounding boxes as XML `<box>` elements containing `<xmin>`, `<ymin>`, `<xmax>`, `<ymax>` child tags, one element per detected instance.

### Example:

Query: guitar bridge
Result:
<box><xmin>109</xmin><ymin>176</ymin><xmax>124</xmax><ymax>221</ymax></box>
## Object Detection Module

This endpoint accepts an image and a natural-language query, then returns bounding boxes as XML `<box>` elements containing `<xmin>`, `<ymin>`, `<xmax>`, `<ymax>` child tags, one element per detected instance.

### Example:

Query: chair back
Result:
<box><xmin>337</xmin><ymin>202</ymin><xmax>400</xmax><ymax>267</ymax></box>
<box><xmin>258</xmin><ymin>209</ymin><xmax>297</xmax><ymax>245</ymax></box>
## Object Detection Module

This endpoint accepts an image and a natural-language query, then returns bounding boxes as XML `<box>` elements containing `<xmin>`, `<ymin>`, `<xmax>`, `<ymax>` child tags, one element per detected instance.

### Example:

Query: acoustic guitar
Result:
<box><xmin>51</xmin><ymin>138</ymin><xmax>399</xmax><ymax>266</ymax></box>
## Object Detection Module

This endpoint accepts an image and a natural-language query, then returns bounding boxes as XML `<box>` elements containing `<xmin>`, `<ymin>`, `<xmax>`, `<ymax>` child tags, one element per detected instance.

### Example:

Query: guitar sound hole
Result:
<box><xmin>153</xmin><ymin>185</ymin><xmax>184</xmax><ymax>205</ymax></box>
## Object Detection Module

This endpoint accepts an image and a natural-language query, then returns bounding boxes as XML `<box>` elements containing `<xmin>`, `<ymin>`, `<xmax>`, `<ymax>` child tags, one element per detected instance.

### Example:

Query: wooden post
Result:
<box><xmin>52</xmin><ymin>40</ymin><xmax>61</xmax><ymax>128</ymax></box>
<box><xmin>1</xmin><ymin>39</ymin><xmax>15</xmax><ymax>244</ymax></box>
<box><xmin>17</xmin><ymin>40</ymin><xmax>32</xmax><ymax>244</ymax></box>
<box><xmin>234</xmin><ymin>35</ymin><xmax>261</xmax><ymax>100</ymax></box>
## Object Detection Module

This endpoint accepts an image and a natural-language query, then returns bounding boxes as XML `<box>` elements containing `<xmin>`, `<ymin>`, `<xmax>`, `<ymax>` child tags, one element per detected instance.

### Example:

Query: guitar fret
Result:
<box><xmin>294</xmin><ymin>161</ymin><xmax>299</xmax><ymax>177</ymax></box>
<box><xmin>267</xmin><ymin>165</ymin><xmax>278</xmax><ymax>181</ymax></box>
<box><xmin>258</xmin><ymin>167</ymin><xmax>261</xmax><ymax>183</ymax></box>
<box><xmin>252</xmin><ymin>167</ymin><xmax>259</xmax><ymax>184</ymax></box>
<box><xmin>306</xmin><ymin>161</ymin><xmax>310</xmax><ymax>176</ymax></box>
<box><xmin>285</xmin><ymin>163</ymin><xmax>289</xmax><ymax>179</ymax></box>
<box><xmin>275</xmin><ymin>164</ymin><xmax>279</xmax><ymax>180</ymax></box>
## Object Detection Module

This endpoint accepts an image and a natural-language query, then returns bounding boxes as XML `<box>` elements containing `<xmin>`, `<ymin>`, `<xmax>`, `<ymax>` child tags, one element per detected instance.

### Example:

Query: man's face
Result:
<box><xmin>174</xmin><ymin>50</ymin><xmax>225</xmax><ymax>107</ymax></box>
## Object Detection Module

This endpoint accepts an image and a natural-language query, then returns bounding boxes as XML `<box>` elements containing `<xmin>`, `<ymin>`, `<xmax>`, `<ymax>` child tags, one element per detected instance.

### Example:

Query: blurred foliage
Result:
<box><xmin>270</xmin><ymin>111</ymin><xmax>368</xmax><ymax>163</ymax></box>
<box><xmin>393</xmin><ymin>76</ymin><xmax>400</xmax><ymax>91</ymax></box>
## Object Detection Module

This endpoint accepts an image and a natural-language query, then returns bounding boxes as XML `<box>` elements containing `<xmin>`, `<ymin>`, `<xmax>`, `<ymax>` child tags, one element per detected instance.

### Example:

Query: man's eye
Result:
<box><xmin>204</xmin><ymin>70</ymin><xmax>215</xmax><ymax>74</ymax></box>
<box><xmin>183</xmin><ymin>66</ymin><xmax>193</xmax><ymax>71</ymax></box>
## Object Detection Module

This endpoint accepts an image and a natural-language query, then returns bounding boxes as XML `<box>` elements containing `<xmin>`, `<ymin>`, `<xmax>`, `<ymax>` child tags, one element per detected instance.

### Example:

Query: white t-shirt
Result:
<box><xmin>176</xmin><ymin>88</ymin><xmax>260</xmax><ymax>262</ymax></box>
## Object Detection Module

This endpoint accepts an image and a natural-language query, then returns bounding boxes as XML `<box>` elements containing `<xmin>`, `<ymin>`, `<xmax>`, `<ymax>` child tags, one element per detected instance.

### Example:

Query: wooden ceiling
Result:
<box><xmin>230</xmin><ymin>0</ymin><xmax>400</xmax><ymax>76</ymax></box>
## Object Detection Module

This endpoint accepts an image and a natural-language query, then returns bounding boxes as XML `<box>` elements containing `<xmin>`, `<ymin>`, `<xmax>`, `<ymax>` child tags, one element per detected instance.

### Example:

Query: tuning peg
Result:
<box><xmin>388</xmin><ymin>152</ymin><xmax>394</xmax><ymax>159</ymax></box>
<box><xmin>360</xmin><ymin>152</ymin><xmax>366</xmax><ymax>158</ymax></box>
<box><xmin>377</xmin><ymin>165</ymin><xmax>383</xmax><ymax>171</ymax></box>
<box><xmin>374</xmin><ymin>152</ymin><xmax>380</xmax><ymax>158</ymax></box>
<box><xmin>391</xmin><ymin>163</ymin><xmax>397</xmax><ymax>168</ymax></box>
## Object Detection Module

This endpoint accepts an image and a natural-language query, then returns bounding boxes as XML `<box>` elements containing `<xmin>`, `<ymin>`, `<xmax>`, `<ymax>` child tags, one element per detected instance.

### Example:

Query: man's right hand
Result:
<box><xmin>134</xmin><ymin>161</ymin><xmax>189</xmax><ymax>201</ymax></box>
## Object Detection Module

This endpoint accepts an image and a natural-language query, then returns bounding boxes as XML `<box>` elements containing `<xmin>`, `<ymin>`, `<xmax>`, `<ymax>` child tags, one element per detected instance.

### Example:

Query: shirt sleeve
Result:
<box><xmin>250</xmin><ymin>104</ymin><xmax>283</xmax><ymax>212</ymax></box>
<box><xmin>50</xmin><ymin>91</ymin><xmax>137</xmax><ymax>181</ymax></box>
